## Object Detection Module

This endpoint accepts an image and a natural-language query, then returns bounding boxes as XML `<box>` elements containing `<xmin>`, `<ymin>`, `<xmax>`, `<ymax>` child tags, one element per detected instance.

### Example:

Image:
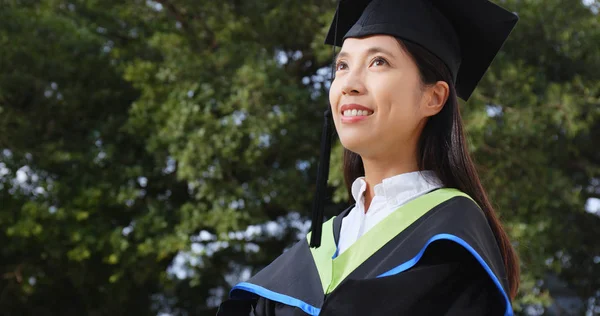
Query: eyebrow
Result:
<box><xmin>335</xmin><ymin>46</ymin><xmax>396</xmax><ymax>62</ymax></box>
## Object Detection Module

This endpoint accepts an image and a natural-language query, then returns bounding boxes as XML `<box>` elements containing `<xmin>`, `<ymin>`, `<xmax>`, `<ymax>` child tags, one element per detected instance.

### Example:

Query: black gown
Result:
<box><xmin>217</xmin><ymin>188</ymin><xmax>512</xmax><ymax>316</ymax></box>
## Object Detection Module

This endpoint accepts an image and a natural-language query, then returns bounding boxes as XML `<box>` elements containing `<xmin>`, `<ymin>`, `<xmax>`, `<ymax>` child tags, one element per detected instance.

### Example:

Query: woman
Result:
<box><xmin>218</xmin><ymin>0</ymin><xmax>520</xmax><ymax>315</ymax></box>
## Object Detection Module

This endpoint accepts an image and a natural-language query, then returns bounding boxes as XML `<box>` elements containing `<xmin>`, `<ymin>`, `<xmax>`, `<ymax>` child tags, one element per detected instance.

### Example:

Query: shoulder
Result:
<box><xmin>400</xmin><ymin>240</ymin><xmax>509</xmax><ymax>316</ymax></box>
<box><xmin>414</xmin><ymin>192</ymin><xmax>510</xmax><ymax>289</ymax></box>
<box><xmin>354</xmin><ymin>190</ymin><xmax>514</xmax><ymax>314</ymax></box>
<box><xmin>426</xmin><ymin>193</ymin><xmax>490</xmax><ymax>228</ymax></box>
<box><xmin>403</xmin><ymin>192</ymin><xmax>513</xmax><ymax>315</ymax></box>
<box><xmin>226</xmin><ymin>237</ymin><xmax>324</xmax><ymax>315</ymax></box>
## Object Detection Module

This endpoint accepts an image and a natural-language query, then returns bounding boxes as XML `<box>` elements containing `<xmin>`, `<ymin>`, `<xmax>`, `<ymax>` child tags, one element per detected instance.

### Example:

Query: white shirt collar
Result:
<box><xmin>351</xmin><ymin>170</ymin><xmax>443</xmax><ymax>211</ymax></box>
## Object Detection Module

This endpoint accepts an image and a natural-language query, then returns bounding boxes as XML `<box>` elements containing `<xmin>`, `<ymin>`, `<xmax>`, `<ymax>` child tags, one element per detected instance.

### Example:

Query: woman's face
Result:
<box><xmin>329</xmin><ymin>35</ymin><xmax>429</xmax><ymax>159</ymax></box>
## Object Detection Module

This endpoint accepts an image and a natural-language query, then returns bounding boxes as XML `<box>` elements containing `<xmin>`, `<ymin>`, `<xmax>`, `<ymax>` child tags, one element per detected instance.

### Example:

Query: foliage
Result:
<box><xmin>0</xmin><ymin>0</ymin><xmax>598</xmax><ymax>315</ymax></box>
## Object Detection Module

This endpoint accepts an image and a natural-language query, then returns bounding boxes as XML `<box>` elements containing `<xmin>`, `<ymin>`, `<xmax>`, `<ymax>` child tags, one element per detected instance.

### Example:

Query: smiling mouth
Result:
<box><xmin>342</xmin><ymin>109</ymin><xmax>374</xmax><ymax>117</ymax></box>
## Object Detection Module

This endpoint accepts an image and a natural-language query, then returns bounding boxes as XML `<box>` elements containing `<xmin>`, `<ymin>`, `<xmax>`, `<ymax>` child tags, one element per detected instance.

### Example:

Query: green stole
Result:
<box><xmin>307</xmin><ymin>188</ymin><xmax>471</xmax><ymax>294</ymax></box>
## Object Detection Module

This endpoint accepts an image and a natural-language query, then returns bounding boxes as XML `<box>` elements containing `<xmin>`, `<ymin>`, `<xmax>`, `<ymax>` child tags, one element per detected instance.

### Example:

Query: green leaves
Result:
<box><xmin>1</xmin><ymin>0</ymin><xmax>599</xmax><ymax>314</ymax></box>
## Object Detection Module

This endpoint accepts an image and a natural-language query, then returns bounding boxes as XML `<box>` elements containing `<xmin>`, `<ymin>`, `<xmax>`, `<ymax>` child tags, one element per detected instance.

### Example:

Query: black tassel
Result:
<box><xmin>310</xmin><ymin>0</ymin><xmax>340</xmax><ymax>248</ymax></box>
<box><xmin>310</xmin><ymin>108</ymin><xmax>333</xmax><ymax>248</ymax></box>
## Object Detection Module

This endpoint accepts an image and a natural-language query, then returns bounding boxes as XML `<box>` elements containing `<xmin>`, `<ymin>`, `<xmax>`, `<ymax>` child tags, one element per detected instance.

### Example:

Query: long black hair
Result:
<box><xmin>342</xmin><ymin>39</ymin><xmax>520</xmax><ymax>300</ymax></box>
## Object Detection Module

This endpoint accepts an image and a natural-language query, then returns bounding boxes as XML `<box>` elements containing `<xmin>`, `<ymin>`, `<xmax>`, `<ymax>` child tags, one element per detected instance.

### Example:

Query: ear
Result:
<box><xmin>421</xmin><ymin>81</ymin><xmax>449</xmax><ymax>117</ymax></box>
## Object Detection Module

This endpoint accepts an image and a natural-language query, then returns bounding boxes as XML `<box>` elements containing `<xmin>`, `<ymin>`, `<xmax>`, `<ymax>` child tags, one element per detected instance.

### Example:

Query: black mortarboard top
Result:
<box><xmin>309</xmin><ymin>0</ymin><xmax>518</xmax><ymax>248</ymax></box>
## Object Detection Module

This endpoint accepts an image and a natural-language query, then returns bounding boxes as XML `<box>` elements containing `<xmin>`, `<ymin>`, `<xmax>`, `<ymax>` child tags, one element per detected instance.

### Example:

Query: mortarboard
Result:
<box><xmin>309</xmin><ymin>0</ymin><xmax>519</xmax><ymax>247</ymax></box>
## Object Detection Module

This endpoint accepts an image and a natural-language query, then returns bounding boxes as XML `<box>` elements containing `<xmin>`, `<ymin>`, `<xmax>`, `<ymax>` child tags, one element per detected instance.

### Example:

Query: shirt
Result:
<box><xmin>337</xmin><ymin>170</ymin><xmax>443</xmax><ymax>255</ymax></box>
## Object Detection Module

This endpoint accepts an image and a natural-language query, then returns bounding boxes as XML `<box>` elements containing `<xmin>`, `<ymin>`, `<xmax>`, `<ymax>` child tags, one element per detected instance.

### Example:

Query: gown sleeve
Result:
<box><xmin>217</xmin><ymin>297</ymin><xmax>302</xmax><ymax>316</ymax></box>
<box><xmin>252</xmin><ymin>298</ymin><xmax>297</xmax><ymax>316</ymax></box>
<box><xmin>216</xmin><ymin>298</ymin><xmax>255</xmax><ymax>315</ymax></box>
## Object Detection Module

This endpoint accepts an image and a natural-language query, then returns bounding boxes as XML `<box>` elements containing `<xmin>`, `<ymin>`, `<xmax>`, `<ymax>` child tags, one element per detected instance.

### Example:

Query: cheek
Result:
<box><xmin>376</xmin><ymin>78</ymin><xmax>421</xmax><ymax>129</ymax></box>
<box><xmin>376</xmin><ymin>79</ymin><xmax>410</xmax><ymax>115</ymax></box>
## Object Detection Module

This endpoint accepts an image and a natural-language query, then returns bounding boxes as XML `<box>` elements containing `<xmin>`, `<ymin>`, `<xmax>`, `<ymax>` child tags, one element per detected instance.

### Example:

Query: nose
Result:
<box><xmin>341</xmin><ymin>70</ymin><xmax>366</xmax><ymax>96</ymax></box>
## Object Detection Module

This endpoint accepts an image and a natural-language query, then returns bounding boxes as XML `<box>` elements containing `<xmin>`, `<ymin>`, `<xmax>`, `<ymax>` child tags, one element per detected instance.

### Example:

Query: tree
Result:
<box><xmin>0</xmin><ymin>0</ymin><xmax>598</xmax><ymax>315</ymax></box>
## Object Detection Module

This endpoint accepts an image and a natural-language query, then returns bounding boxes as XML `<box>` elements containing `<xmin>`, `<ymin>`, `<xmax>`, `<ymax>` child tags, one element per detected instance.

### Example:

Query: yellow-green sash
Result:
<box><xmin>307</xmin><ymin>188</ymin><xmax>472</xmax><ymax>294</ymax></box>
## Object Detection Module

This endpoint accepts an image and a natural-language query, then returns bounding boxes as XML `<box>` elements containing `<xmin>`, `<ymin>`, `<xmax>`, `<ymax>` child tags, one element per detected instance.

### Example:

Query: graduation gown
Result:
<box><xmin>217</xmin><ymin>188</ymin><xmax>513</xmax><ymax>316</ymax></box>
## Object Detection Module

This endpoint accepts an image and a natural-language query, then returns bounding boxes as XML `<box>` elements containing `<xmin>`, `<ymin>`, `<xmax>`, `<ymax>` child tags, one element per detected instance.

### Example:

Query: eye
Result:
<box><xmin>370</xmin><ymin>57</ymin><xmax>388</xmax><ymax>67</ymax></box>
<box><xmin>335</xmin><ymin>61</ymin><xmax>348</xmax><ymax>71</ymax></box>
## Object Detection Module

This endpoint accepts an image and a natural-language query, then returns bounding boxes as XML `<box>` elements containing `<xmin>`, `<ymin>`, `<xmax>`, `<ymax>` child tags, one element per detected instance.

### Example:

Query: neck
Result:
<box><xmin>361</xmin><ymin>152</ymin><xmax>419</xmax><ymax>212</ymax></box>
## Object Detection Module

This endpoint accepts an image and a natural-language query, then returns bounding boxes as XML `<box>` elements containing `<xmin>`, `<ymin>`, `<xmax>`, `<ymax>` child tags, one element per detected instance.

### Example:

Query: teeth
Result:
<box><xmin>343</xmin><ymin>109</ymin><xmax>373</xmax><ymax>117</ymax></box>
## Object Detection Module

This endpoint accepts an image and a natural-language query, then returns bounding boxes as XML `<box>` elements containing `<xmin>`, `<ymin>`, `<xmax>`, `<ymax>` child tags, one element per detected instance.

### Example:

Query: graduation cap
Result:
<box><xmin>309</xmin><ymin>0</ymin><xmax>518</xmax><ymax>248</ymax></box>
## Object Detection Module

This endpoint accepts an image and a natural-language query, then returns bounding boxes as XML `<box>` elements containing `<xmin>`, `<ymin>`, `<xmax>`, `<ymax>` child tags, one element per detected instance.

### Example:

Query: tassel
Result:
<box><xmin>310</xmin><ymin>0</ymin><xmax>340</xmax><ymax>248</ymax></box>
<box><xmin>310</xmin><ymin>108</ymin><xmax>333</xmax><ymax>248</ymax></box>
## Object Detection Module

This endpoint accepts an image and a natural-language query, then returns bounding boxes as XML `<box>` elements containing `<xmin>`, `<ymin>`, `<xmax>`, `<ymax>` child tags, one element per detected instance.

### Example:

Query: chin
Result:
<box><xmin>338</xmin><ymin>134</ymin><xmax>370</xmax><ymax>155</ymax></box>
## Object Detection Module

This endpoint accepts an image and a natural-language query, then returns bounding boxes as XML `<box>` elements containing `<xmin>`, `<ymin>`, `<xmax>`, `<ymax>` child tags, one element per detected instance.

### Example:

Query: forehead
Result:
<box><xmin>339</xmin><ymin>35</ymin><xmax>404</xmax><ymax>56</ymax></box>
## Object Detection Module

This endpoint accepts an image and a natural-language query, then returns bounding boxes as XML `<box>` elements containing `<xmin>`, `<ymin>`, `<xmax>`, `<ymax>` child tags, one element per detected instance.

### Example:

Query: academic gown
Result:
<box><xmin>217</xmin><ymin>188</ymin><xmax>513</xmax><ymax>316</ymax></box>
